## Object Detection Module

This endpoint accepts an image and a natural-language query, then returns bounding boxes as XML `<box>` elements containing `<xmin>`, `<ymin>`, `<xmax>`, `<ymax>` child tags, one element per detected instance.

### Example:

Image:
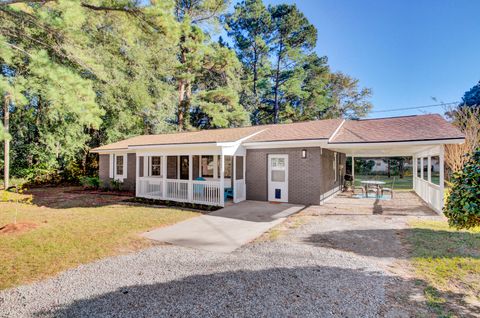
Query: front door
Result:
<box><xmin>268</xmin><ymin>154</ymin><xmax>288</xmax><ymax>202</ymax></box>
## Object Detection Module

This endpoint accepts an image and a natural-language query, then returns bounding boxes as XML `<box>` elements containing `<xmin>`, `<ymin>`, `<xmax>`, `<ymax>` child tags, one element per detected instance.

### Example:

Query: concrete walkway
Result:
<box><xmin>142</xmin><ymin>201</ymin><xmax>304</xmax><ymax>253</ymax></box>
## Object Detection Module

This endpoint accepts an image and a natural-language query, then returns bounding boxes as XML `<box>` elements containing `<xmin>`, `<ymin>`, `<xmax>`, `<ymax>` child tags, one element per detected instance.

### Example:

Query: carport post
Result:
<box><xmin>439</xmin><ymin>145</ymin><xmax>445</xmax><ymax>210</ymax></box>
<box><xmin>351</xmin><ymin>155</ymin><xmax>355</xmax><ymax>184</ymax></box>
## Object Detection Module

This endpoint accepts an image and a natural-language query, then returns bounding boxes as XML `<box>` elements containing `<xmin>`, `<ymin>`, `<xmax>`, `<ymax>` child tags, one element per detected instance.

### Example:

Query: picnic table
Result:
<box><xmin>360</xmin><ymin>180</ymin><xmax>386</xmax><ymax>198</ymax></box>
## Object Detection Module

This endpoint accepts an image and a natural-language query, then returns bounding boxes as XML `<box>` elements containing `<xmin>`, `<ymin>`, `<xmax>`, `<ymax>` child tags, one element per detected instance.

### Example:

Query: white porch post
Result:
<box><xmin>428</xmin><ymin>156</ymin><xmax>432</xmax><ymax>183</ymax></box>
<box><xmin>135</xmin><ymin>154</ymin><xmax>139</xmax><ymax>197</ymax></box>
<box><xmin>220</xmin><ymin>154</ymin><xmax>225</xmax><ymax>206</ymax></box>
<box><xmin>232</xmin><ymin>155</ymin><xmax>237</xmax><ymax>203</ymax></box>
<box><xmin>420</xmin><ymin>157</ymin><xmax>423</xmax><ymax>180</ymax></box>
<box><xmin>162</xmin><ymin>155</ymin><xmax>167</xmax><ymax>199</ymax></box>
<box><xmin>188</xmin><ymin>154</ymin><xmax>193</xmax><ymax>201</ymax></box>
<box><xmin>413</xmin><ymin>154</ymin><xmax>417</xmax><ymax>191</ymax></box>
<box><xmin>439</xmin><ymin>145</ymin><xmax>445</xmax><ymax>211</ymax></box>
<box><xmin>243</xmin><ymin>155</ymin><xmax>246</xmax><ymax>198</ymax></box>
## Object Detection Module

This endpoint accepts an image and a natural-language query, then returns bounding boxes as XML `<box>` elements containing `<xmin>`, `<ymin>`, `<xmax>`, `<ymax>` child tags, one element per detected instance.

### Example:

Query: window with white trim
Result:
<box><xmin>116</xmin><ymin>155</ymin><xmax>124</xmax><ymax>176</ymax></box>
<box><xmin>150</xmin><ymin>156</ymin><xmax>162</xmax><ymax>176</ymax></box>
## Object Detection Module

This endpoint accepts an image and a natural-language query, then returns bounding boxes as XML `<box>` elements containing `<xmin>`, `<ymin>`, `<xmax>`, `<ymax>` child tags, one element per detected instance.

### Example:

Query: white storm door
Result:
<box><xmin>268</xmin><ymin>154</ymin><xmax>288</xmax><ymax>202</ymax></box>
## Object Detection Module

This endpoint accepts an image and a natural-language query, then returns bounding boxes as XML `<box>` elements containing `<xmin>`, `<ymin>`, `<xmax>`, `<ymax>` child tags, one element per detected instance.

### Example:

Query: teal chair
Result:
<box><xmin>193</xmin><ymin>177</ymin><xmax>206</xmax><ymax>196</ymax></box>
<box><xmin>224</xmin><ymin>187</ymin><xmax>233</xmax><ymax>201</ymax></box>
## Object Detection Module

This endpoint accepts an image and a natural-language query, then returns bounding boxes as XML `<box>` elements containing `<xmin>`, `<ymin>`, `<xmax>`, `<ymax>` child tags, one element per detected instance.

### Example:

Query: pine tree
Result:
<box><xmin>226</xmin><ymin>0</ymin><xmax>271</xmax><ymax>124</ymax></box>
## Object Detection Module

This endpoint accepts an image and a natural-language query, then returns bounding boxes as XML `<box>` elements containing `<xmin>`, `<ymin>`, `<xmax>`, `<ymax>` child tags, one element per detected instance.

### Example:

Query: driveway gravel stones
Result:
<box><xmin>0</xmin><ymin>196</ymin><xmax>440</xmax><ymax>318</ymax></box>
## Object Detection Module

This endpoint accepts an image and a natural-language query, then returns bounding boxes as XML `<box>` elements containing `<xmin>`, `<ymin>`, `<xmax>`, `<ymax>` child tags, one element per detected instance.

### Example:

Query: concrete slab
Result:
<box><xmin>142</xmin><ymin>201</ymin><xmax>304</xmax><ymax>253</ymax></box>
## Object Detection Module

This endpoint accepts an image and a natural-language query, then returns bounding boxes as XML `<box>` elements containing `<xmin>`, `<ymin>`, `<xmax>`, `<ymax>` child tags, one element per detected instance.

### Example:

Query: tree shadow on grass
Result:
<box><xmin>26</xmin><ymin>186</ymin><xmax>134</xmax><ymax>209</ymax></box>
<box><xmin>29</xmin><ymin>266</ymin><xmax>477</xmax><ymax>318</ymax></box>
<box><xmin>303</xmin><ymin>228</ymin><xmax>480</xmax><ymax>259</ymax></box>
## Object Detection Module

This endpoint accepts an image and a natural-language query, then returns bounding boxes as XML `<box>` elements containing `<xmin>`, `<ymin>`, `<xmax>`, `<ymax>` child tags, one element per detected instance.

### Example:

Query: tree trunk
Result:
<box><xmin>272</xmin><ymin>42</ymin><xmax>283</xmax><ymax>124</ymax></box>
<box><xmin>387</xmin><ymin>160</ymin><xmax>390</xmax><ymax>178</ymax></box>
<box><xmin>177</xmin><ymin>79</ymin><xmax>185</xmax><ymax>130</ymax></box>
<box><xmin>177</xmin><ymin>43</ymin><xmax>187</xmax><ymax>131</ymax></box>
<box><xmin>3</xmin><ymin>93</ymin><xmax>10</xmax><ymax>190</ymax></box>
<box><xmin>252</xmin><ymin>45</ymin><xmax>258</xmax><ymax>96</ymax></box>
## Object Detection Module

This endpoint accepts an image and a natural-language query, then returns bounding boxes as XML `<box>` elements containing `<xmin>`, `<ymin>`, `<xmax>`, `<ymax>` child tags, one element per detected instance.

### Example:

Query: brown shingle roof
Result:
<box><xmin>91</xmin><ymin>114</ymin><xmax>464</xmax><ymax>152</ymax></box>
<box><xmin>329</xmin><ymin>114</ymin><xmax>464</xmax><ymax>143</ymax></box>
<box><xmin>245</xmin><ymin>118</ymin><xmax>343</xmax><ymax>142</ymax></box>
<box><xmin>91</xmin><ymin>125</ymin><xmax>265</xmax><ymax>151</ymax></box>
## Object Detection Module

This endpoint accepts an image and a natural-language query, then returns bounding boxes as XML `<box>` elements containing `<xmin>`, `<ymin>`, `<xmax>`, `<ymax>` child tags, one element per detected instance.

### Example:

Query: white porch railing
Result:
<box><xmin>137</xmin><ymin>177</ymin><xmax>163</xmax><ymax>199</ymax></box>
<box><xmin>414</xmin><ymin>177</ymin><xmax>442</xmax><ymax>213</ymax></box>
<box><xmin>137</xmin><ymin>177</ymin><xmax>223</xmax><ymax>206</ymax></box>
<box><xmin>413</xmin><ymin>146</ymin><xmax>445</xmax><ymax>214</ymax></box>
<box><xmin>192</xmin><ymin>180</ymin><xmax>222</xmax><ymax>206</ymax></box>
<box><xmin>165</xmin><ymin>180</ymin><xmax>189</xmax><ymax>202</ymax></box>
<box><xmin>234</xmin><ymin>179</ymin><xmax>246</xmax><ymax>203</ymax></box>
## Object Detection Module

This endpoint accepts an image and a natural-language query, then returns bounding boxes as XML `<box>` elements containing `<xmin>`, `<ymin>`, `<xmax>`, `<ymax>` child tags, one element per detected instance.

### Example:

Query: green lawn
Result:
<box><xmin>407</xmin><ymin>220</ymin><xmax>480</xmax><ymax>315</ymax></box>
<box><xmin>0</xmin><ymin>187</ymin><xmax>200</xmax><ymax>289</ymax></box>
<box><xmin>354</xmin><ymin>174</ymin><xmax>413</xmax><ymax>190</ymax></box>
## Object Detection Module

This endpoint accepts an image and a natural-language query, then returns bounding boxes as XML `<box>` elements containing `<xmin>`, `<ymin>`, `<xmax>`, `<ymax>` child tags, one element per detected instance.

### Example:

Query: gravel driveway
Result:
<box><xmin>0</xmin><ymin>194</ymin><xmax>440</xmax><ymax>318</ymax></box>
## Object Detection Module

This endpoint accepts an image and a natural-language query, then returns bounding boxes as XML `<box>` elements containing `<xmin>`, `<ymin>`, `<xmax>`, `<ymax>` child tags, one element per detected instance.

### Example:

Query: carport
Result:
<box><xmin>326</xmin><ymin>115</ymin><xmax>465</xmax><ymax>214</ymax></box>
<box><xmin>327</xmin><ymin>142</ymin><xmax>456</xmax><ymax>214</ymax></box>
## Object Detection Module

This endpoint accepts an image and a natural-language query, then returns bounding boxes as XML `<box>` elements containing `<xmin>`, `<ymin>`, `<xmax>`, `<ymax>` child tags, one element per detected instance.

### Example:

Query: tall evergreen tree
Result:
<box><xmin>461</xmin><ymin>81</ymin><xmax>480</xmax><ymax>108</ymax></box>
<box><xmin>174</xmin><ymin>0</ymin><xmax>248</xmax><ymax>130</ymax></box>
<box><xmin>268</xmin><ymin>4</ymin><xmax>317</xmax><ymax>124</ymax></box>
<box><xmin>226</xmin><ymin>0</ymin><xmax>271</xmax><ymax>123</ymax></box>
<box><xmin>324</xmin><ymin>72</ymin><xmax>372</xmax><ymax>119</ymax></box>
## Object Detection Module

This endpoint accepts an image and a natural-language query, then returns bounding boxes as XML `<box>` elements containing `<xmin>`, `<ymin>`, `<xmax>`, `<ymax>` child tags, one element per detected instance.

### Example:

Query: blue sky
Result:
<box><xmin>261</xmin><ymin>0</ymin><xmax>479</xmax><ymax>118</ymax></box>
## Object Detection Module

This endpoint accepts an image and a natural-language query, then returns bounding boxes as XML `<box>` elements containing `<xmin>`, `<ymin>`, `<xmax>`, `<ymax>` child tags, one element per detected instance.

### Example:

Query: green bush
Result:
<box><xmin>444</xmin><ymin>149</ymin><xmax>480</xmax><ymax>229</ymax></box>
<box><xmin>80</xmin><ymin>176</ymin><xmax>100</xmax><ymax>189</ymax></box>
<box><xmin>110</xmin><ymin>179</ymin><xmax>122</xmax><ymax>191</ymax></box>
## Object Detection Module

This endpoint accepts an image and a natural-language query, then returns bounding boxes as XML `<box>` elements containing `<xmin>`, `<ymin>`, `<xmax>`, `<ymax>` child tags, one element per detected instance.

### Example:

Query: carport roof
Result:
<box><xmin>329</xmin><ymin>114</ymin><xmax>464</xmax><ymax>144</ymax></box>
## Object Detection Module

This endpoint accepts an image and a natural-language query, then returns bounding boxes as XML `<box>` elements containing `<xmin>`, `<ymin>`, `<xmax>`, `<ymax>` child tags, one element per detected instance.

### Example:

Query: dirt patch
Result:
<box><xmin>65</xmin><ymin>189</ymin><xmax>134</xmax><ymax>197</ymax></box>
<box><xmin>0</xmin><ymin>222</ymin><xmax>38</xmax><ymax>235</ymax></box>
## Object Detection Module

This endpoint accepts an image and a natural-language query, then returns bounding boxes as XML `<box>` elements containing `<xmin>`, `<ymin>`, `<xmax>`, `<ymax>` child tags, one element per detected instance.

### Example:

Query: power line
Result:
<box><xmin>370</xmin><ymin>101</ymin><xmax>460</xmax><ymax>113</ymax></box>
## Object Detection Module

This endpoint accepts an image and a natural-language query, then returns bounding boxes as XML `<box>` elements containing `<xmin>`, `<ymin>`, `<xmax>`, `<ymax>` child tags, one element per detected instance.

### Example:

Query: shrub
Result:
<box><xmin>80</xmin><ymin>176</ymin><xmax>100</xmax><ymax>189</ymax></box>
<box><xmin>444</xmin><ymin>148</ymin><xmax>480</xmax><ymax>229</ymax></box>
<box><xmin>110</xmin><ymin>179</ymin><xmax>122</xmax><ymax>191</ymax></box>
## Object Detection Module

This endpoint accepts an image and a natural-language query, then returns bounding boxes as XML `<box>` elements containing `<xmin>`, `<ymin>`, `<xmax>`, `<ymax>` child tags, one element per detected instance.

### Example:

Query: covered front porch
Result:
<box><xmin>134</xmin><ymin>144</ymin><xmax>246</xmax><ymax>207</ymax></box>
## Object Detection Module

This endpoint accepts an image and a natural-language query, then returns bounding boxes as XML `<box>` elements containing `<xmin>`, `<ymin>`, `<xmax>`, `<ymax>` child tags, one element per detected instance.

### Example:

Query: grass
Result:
<box><xmin>354</xmin><ymin>174</ymin><xmax>413</xmax><ymax>190</ymax></box>
<box><xmin>407</xmin><ymin>220</ymin><xmax>480</xmax><ymax>314</ymax></box>
<box><xmin>0</xmin><ymin>187</ymin><xmax>200</xmax><ymax>290</ymax></box>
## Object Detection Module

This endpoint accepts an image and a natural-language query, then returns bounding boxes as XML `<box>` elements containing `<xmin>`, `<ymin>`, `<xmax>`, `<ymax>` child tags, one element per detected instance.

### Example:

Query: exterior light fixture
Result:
<box><xmin>301</xmin><ymin>149</ymin><xmax>307</xmax><ymax>159</ymax></box>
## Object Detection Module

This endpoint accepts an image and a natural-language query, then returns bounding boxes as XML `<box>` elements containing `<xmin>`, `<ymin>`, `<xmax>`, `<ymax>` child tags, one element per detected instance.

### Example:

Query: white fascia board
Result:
<box><xmin>328</xmin><ymin>119</ymin><xmax>345</xmax><ymax>142</ymax></box>
<box><xmin>128</xmin><ymin>142</ymin><xmax>218</xmax><ymax>150</ymax></box>
<box><xmin>92</xmin><ymin>149</ymin><xmax>132</xmax><ymax>155</ymax></box>
<box><xmin>243</xmin><ymin>139</ymin><xmax>329</xmax><ymax>149</ymax></box>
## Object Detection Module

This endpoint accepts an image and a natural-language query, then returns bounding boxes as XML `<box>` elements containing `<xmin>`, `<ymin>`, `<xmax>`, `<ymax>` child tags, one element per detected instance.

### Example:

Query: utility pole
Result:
<box><xmin>3</xmin><ymin>93</ymin><xmax>10</xmax><ymax>190</ymax></box>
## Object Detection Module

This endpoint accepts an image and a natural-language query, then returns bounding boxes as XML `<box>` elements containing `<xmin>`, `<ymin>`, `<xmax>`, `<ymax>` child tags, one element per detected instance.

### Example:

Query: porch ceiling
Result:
<box><xmin>326</xmin><ymin>143</ymin><xmax>444</xmax><ymax>157</ymax></box>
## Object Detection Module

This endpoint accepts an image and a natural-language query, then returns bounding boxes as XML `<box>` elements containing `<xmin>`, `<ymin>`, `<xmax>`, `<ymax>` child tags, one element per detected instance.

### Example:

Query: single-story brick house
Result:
<box><xmin>91</xmin><ymin>114</ymin><xmax>464</xmax><ymax>213</ymax></box>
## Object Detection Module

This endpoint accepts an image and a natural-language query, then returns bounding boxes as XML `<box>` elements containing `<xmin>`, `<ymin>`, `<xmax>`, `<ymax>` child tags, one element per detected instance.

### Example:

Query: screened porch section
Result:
<box><xmin>135</xmin><ymin>154</ymin><xmax>246</xmax><ymax>207</ymax></box>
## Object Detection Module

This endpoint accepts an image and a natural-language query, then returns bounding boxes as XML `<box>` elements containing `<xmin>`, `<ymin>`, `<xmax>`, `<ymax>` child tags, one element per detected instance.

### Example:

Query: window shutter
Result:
<box><xmin>109</xmin><ymin>154</ymin><xmax>114</xmax><ymax>178</ymax></box>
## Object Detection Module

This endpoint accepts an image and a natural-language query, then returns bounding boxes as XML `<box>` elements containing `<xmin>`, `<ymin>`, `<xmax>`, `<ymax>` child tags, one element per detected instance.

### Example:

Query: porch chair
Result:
<box><xmin>224</xmin><ymin>188</ymin><xmax>233</xmax><ymax>201</ymax></box>
<box><xmin>193</xmin><ymin>177</ymin><xmax>206</xmax><ymax>196</ymax></box>
<box><xmin>381</xmin><ymin>177</ymin><xmax>395</xmax><ymax>198</ymax></box>
<box><xmin>353</xmin><ymin>183</ymin><xmax>365</xmax><ymax>195</ymax></box>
